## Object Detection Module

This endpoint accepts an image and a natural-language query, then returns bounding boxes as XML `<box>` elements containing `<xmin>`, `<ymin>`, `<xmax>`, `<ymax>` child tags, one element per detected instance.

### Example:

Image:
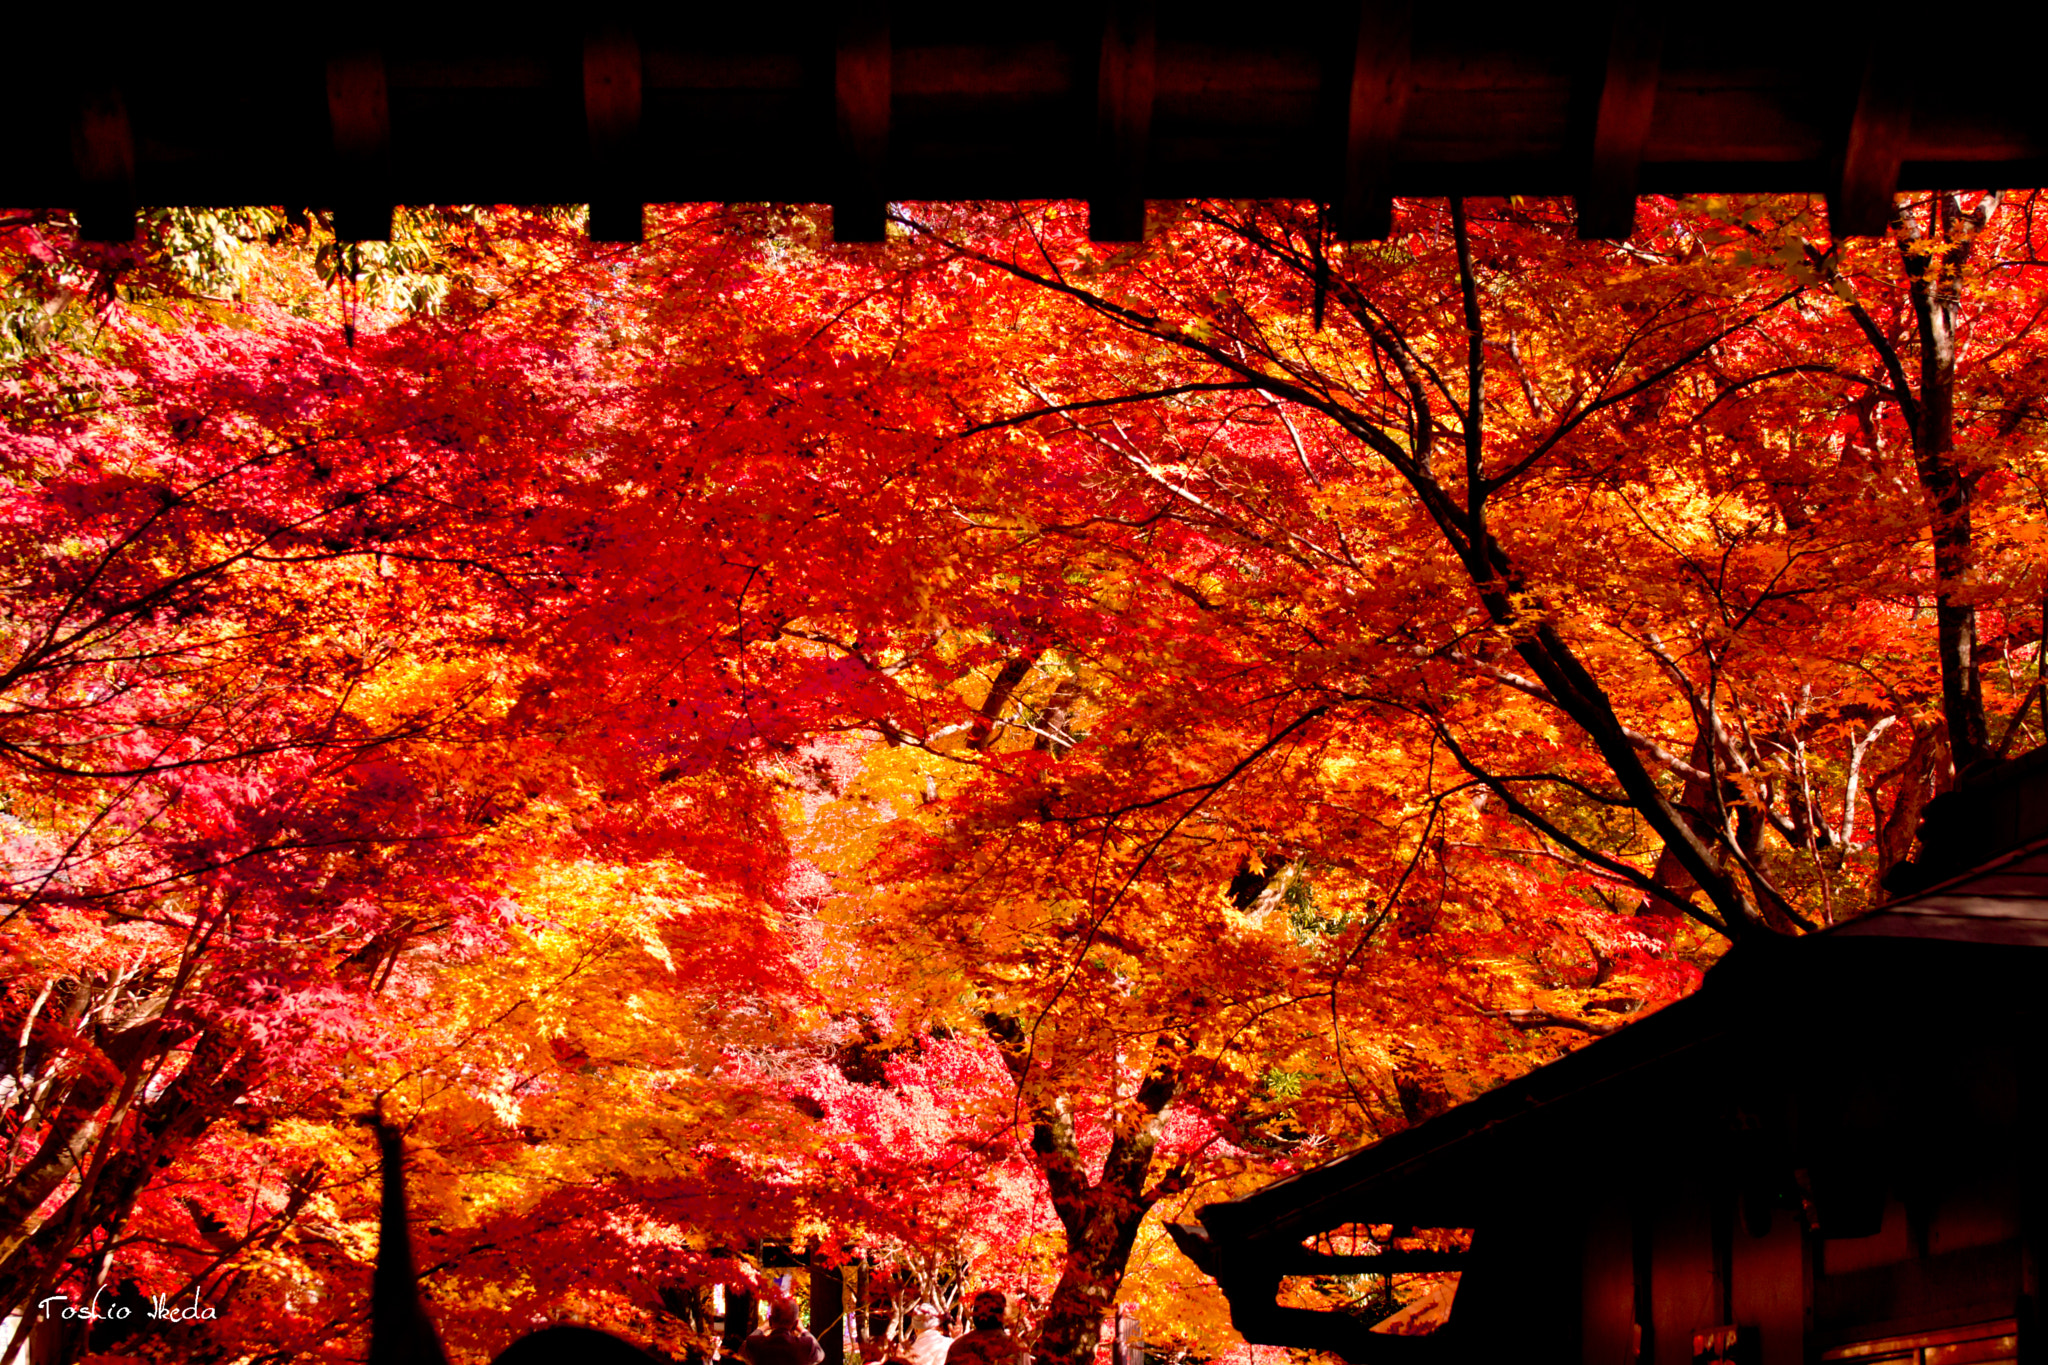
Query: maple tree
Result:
<box><xmin>3</xmin><ymin>185</ymin><xmax>2046</xmax><ymax>1365</ymax></box>
<box><xmin>821</xmin><ymin>190</ymin><xmax>2048</xmax><ymax>1363</ymax></box>
<box><xmin>0</xmin><ymin>216</ymin><xmax>562</xmax><ymax>1338</ymax></box>
<box><xmin>0</xmin><ymin>203</ymin><xmax>1084</xmax><ymax>1361</ymax></box>
<box><xmin>0</xmin><ymin>205</ymin><xmax>841</xmax><ymax>1356</ymax></box>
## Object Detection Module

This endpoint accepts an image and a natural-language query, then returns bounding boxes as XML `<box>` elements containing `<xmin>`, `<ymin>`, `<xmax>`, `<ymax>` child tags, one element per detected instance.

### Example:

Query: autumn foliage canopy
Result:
<box><xmin>2</xmin><ymin>190</ymin><xmax>2044</xmax><ymax>1362</ymax></box>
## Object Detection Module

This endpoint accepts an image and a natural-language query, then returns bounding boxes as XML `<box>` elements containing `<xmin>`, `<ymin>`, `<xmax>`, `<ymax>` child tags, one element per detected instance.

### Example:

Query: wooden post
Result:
<box><xmin>724</xmin><ymin>1287</ymin><xmax>757</xmax><ymax>1356</ymax></box>
<box><xmin>2021</xmin><ymin>1006</ymin><xmax>2043</xmax><ymax>1365</ymax></box>
<box><xmin>1585</xmin><ymin>1200</ymin><xmax>1634</xmax><ymax>1365</ymax></box>
<box><xmin>1631</xmin><ymin>1197</ymin><xmax>1654</xmax><ymax>1365</ymax></box>
<box><xmin>812</xmin><ymin>1254</ymin><xmax>847</xmax><ymax>1365</ymax></box>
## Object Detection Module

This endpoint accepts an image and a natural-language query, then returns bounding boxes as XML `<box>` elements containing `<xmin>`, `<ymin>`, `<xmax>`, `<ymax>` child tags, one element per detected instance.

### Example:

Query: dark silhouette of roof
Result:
<box><xmin>1171</xmin><ymin>778</ymin><xmax>2048</xmax><ymax>1360</ymax></box>
<box><xmin>1190</xmin><ymin>835</ymin><xmax>2048</xmax><ymax>1244</ymax></box>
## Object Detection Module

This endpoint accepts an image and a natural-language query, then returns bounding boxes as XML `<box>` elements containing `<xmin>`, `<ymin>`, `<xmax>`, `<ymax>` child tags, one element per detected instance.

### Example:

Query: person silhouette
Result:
<box><xmin>742</xmin><ymin>1296</ymin><xmax>826</xmax><ymax>1365</ymax></box>
<box><xmin>492</xmin><ymin>1324</ymin><xmax>662</xmax><ymax>1363</ymax></box>
<box><xmin>943</xmin><ymin>1292</ymin><xmax>1022</xmax><ymax>1365</ymax></box>
<box><xmin>908</xmin><ymin>1305</ymin><xmax>952</xmax><ymax>1365</ymax></box>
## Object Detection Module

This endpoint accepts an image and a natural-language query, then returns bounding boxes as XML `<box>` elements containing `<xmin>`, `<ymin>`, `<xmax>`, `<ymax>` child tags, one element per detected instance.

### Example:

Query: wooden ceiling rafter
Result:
<box><xmin>584</xmin><ymin>28</ymin><xmax>645</xmax><ymax>243</ymax></box>
<box><xmin>1576</xmin><ymin>1</ymin><xmax>1663</xmax><ymax>242</ymax></box>
<box><xmin>1090</xmin><ymin>0</ymin><xmax>1156</xmax><ymax>243</ymax></box>
<box><xmin>1335</xmin><ymin>0</ymin><xmax>1411</xmax><ymax>242</ymax></box>
<box><xmin>835</xmin><ymin>1</ymin><xmax>893</xmax><ymax>244</ymax></box>
<box><xmin>325</xmin><ymin>51</ymin><xmax>394</xmax><ymax>244</ymax></box>
<box><xmin>70</xmin><ymin>86</ymin><xmax>136</xmax><ymax>245</ymax></box>
<box><xmin>69</xmin><ymin>85</ymin><xmax>137</xmax><ymax>246</ymax></box>
<box><xmin>1833</xmin><ymin>29</ymin><xmax>1914</xmax><ymax>239</ymax></box>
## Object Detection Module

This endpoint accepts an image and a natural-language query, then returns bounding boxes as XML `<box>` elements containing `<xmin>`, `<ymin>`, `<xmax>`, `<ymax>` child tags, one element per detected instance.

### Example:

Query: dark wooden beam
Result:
<box><xmin>1336</xmin><ymin>0</ymin><xmax>1411</xmax><ymax>242</ymax></box>
<box><xmin>834</xmin><ymin>2</ymin><xmax>890</xmax><ymax>243</ymax></box>
<box><xmin>71</xmin><ymin>86</ymin><xmax>135</xmax><ymax>243</ymax></box>
<box><xmin>1577</xmin><ymin>2</ymin><xmax>1664</xmax><ymax>242</ymax></box>
<box><xmin>1275</xmin><ymin>1248</ymin><xmax>1467</xmax><ymax>1275</ymax></box>
<box><xmin>585</xmin><ymin>28</ymin><xmax>644</xmax><ymax>243</ymax></box>
<box><xmin>326</xmin><ymin>51</ymin><xmax>393</xmax><ymax>243</ymax></box>
<box><xmin>1831</xmin><ymin>30</ymin><xmax>1911</xmax><ymax>239</ymax></box>
<box><xmin>1090</xmin><ymin>0</ymin><xmax>1155</xmax><ymax>243</ymax></box>
<box><xmin>1166</xmin><ymin>1222</ymin><xmax>1462</xmax><ymax>1363</ymax></box>
<box><xmin>12</xmin><ymin>16</ymin><xmax>2044</xmax><ymax>214</ymax></box>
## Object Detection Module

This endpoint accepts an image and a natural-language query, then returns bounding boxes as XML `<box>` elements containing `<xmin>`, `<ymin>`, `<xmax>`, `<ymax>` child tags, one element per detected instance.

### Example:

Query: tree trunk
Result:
<box><xmin>1032</xmin><ymin>1170</ymin><xmax>1153</xmax><ymax>1365</ymax></box>
<box><xmin>0</xmin><ymin>995</ymin><xmax>172</xmax><ymax>1255</ymax></box>
<box><xmin>1875</xmin><ymin>719</ymin><xmax>1950</xmax><ymax>883</ymax></box>
<box><xmin>1646</xmin><ymin>732</ymin><xmax>1721</xmax><ymax>904</ymax></box>
<box><xmin>1895</xmin><ymin>193</ymin><xmax>2000</xmax><ymax>771</ymax></box>
<box><xmin>984</xmin><ymin>1014</ymin><xmax>1178</xmax><ymax>1365</ymax></box>
<box><xmin>0</xmin><ymin>1023</ymin><xmax>253</xmax><ymax>1324</ymax></box>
